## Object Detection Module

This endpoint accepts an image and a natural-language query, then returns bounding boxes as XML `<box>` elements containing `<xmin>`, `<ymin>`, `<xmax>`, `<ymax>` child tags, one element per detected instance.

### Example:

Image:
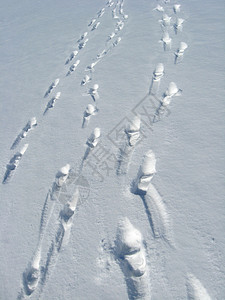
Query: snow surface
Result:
<box><xmin>0</xmin><ymin>0</ymin><xmax>225</xmax><ymax>299</ymax></box>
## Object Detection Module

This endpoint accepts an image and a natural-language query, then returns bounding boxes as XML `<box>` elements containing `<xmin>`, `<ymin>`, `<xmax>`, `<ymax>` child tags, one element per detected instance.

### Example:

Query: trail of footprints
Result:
<box><xmin>110</xmin><ymin>1</ymin><xmax>210</xmax><ymax>299</ymax></box>
<box><xmin>2</xmin><ymin>0</ymin><xmax>210</xmax><ymax>298</ymax></box>
<box><xmin>13</xmin><ymin>0</ymin><xmax>130</xmax><ymax>298</ymax></box>
<box><xmin>4</xmin><ymin>0</ymin><xmax>127</xmax><ymax>185</ymax></box>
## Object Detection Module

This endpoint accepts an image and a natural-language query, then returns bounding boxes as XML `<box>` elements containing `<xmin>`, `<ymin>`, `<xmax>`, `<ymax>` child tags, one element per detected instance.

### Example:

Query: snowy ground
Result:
<box><xmin>0</xmin><ymin>0</ymin><xmax>224</xmax><ymax>299</ymax></box>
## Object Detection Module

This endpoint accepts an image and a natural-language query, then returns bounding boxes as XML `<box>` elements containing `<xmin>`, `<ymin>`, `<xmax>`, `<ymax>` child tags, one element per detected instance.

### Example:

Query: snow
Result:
<box><xmin>0</xmin><ymin>0</ymin><xmax>224</xmax><ymax>299</ymax></box>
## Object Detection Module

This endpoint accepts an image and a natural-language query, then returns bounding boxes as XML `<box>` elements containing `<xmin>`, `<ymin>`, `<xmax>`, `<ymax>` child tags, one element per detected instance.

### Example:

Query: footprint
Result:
<box><xmin>86</xmin><ymin>127</ymin><xmax>101</xmax><ymax>149</ymax></box>
<box><xmin>117</xmin><ymin>116</ymin><xmax>141</xmax><ymax>175</ymax></box>
<box><xmin>97</xmin><ymin>8</ymin><xmax>105</xmax><ymax>18</ymax></box>
<box><xmin>149</xmin><ymin>63</ymin><xmax>165</xmax><ymax>95</ymax></box>
<box><xmin>107</xmin><ymin>32</ymin><xmax>116</xmax><ymax>41</ymax></box>
<box><xmin>78</xmin><ymin>39</ymin><xmax>88</xmax><ymax>50</ymax></box>
<box><xmin>85</xmin><ymin>60</ymin><xmax>100</xmax><ymax>72</ymax></box>
<box><xmin>77</xmin><ymin>32</ymin><xmax>88</xmax><ymax>43</ymax></box>
<box><xmin>11</xmin><ymin>117</ymin><xmax>37</xmax><ymax>150</ymax></box>
<box><xmin>153</xmin><ymin>4</ymin><xmax>164</xmax><ymax>12</ymax></box>
<box><xmin>81</xmin><ymin>74</ymin><xmax>91</xmax><ymax>86</ymax></box>
<box><xmin>97</xmin><ymin>49</ymin><xmax>108</xmax><ymax>59</ymax></box>
<box><xmin>87</xmin><ymin>84</ymin><xmax>100</xmax><ymax>102</ymax></box>
<box><xmin>174</xmin><ymin>18</ymin><xmax>185</xmax><ymax>34</ymax></box>
<box><xmin>154</xmin><ymin>82</ymin><xmax>182</xmax><ymax>122</ymax></box>
<box><xmin>43</xmin><ymin>92</ymin><xmax>61</xmax><ymax>115</ymax></box>
<box><xmin>159</xmin><ymin>14</ymin><xmax>172</xmax><ymax>28</ymax></box>
<box><xmin>23</xmin><ymin>249</ymin><xmax>41</xmax><ymax>296</ymax></box>
<box><xmin>91</xmin><ymin>21</ymin><xmax>100</xmax><ymax>31</ymax></box>
<box><xmin>44</xmin><ymin>78</ymin><xmax>60</xmax><ymax>98</ymax></box>
<box><xmin>2</xmin><ymin>144</ymin><xmax>29</xmax><ymax>184</ymax></box>
<box><xmin>82</xmin><ymin>104</ymin><xmax>98</xmax><ymax>128</ymax></box>
<box><xmin>173</xmin><ymin>4</ymin><xmax>181</xmax><ymax>14</ymax></box>
<box><xmin>133</xmin><ymin>150</ymin><xmax>156</xmax><ymax>194</ymax></box>
<box><xmin>65</xmin><ymin>50</ymin><xmax>78</xmax><ymax>65</ymax></box>
<box><xmin>66</xmin><ymin>60</ymin><xmax>80</xmax><ymax>76</ymax></box>
<box><xmin>115</xmin><ymin>218</ymin><xmax>151</xmax><ymax>300</ymax></box>
<box><xmin>174</xmin><ymin>42</ymin><xmax>188</xmax><ymax>64</ymax></box>
<box><xmin>88</xmin><ymin>18</ymin><xmax>96</xmax><ymax>27</ymax></box>
<box><xmin>159</xmin><ymin>31</ymin><xmax>172</xmax><ymax>51</ymax></box>
<box><xmin>113</xmin><ymin>36</ymin><xmax>122</xmax><ymax>47</ymax></box>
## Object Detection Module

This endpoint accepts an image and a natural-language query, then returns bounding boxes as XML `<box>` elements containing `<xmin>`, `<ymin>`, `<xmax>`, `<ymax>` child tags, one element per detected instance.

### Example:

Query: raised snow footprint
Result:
<box><xmin>115</xmin><ymin>218</ymin><xmax>151</xmax><ymax>300</ymax></box>
<box><xmin>11</xmin><ymin>117</ymin><xmax>37</xmax><ymax>150</ymax></box>
<box><xmin>44</xmin><ymin>78</ymin><xmax>60</xmax><ymax>98</ymax></box>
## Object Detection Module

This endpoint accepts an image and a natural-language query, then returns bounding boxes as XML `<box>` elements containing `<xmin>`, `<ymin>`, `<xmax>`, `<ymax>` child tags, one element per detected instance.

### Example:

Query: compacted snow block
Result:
<box><xmin>3</xmin><ymin>144</ymin><xmax>29</xmax><ymax>183</ymax></box>
<box><xmin>186</xmin><ymin>273</ymin><xmax>211</xmax><ymax>300</ymax></box>
<box><xmin>125</xmin><ymin>115</ymin><xmax>141</xmax><ymax>146</ymax></box>
<box><xmin>115</xmin><ymin>218</ymin><xmax>150</xmax><ymax>300</ymax></box>
<box><xmin>134</xmin><ymin>150</ymin><xmax>156</xmax><ymax>194</ymax></box>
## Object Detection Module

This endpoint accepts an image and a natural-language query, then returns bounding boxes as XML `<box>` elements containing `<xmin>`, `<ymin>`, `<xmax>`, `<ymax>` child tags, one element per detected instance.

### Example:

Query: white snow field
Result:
<box><xmin>0</xmin><ymin>0</ymin><xmax>224</xmax><ymax>299</ymax></box>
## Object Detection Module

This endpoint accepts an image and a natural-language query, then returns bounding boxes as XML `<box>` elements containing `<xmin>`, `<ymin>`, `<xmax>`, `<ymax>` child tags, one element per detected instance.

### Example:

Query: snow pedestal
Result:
<box><xmin>161</xmin><ymin>32</ymin><xmax>172</xmax><ymax>50</ymax></box>
<box><xmin>88</xmin><ymin>84</ymin><xmax>99</xmax><ymax>101</ymax></box>
<box><xmin>8</xmin><ymin>144</ymin><xmax>28</xmax><ymax>170</ymax></box>
<box><xmin>82</xmin><ymin>104</ymin><xmax>96</xmax><ymax>128</ymax></box>
<box><xmin>45</xmin><ymin>78</ymin><xmax>60</xmax><ymax>97</ymax></box>
<box><xmin>24</xmin><ymin>250</ymin><xmax>41</xmax><ymax>295</ymax></box>
<box><xmin>160</xmin><ymin>14</ymin><xmax>171</xmax><ymax>27</ymax></box>
<box><xmin>174</xmin><ymin>42</ymin><xmax>188</xmax><ymax>63</ymax></box>
<box><xmin>173</xmin><ymin>4</ymin><xmax>181</xmax><ymax>14</ymax></box>
<box><xmin>150</xmin><ymin>63</ymin><xmax>164</xmax><ymax>94</ymax></box>
<box><xmin>60</xmin><ymin>188</ymin><xmax>79</xmax><ymax>223</ymax></box>
<box><xmin>125</xmin><ymin>115</ymin><xmax>141</xmax><ymax>146</ymax></box>
<box><xmin>86</xmin><ymin>127</ymin><xmax>101</xmax><ymax>148</ymax></box>
<box><xmin>21</xmin><ymin>117</ymin><xmax>37</xmax><ymax>138</ymax></box>
<box><xmin>55</xmin><ymin>164</ymin><xmax>70</xmax><ymax>188</ymax></box>
<box><xmin>81</xmin><ymin>74</ymin><xmax>91</xmax><ymax>86</ymax></box>
<box><xmin>134</xmin><ymin>150</ymin><xmax>156</xmax><ymax>193</ymax></box>
<box><xmin>116</xmin><ymin>218</ymin><xmax>150</xmax><ymax>299</ymax></box>
<box><xmin>174</xmin><ymin>18</ymin><xmax>184</xmax><ymax>34</ymax></box>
